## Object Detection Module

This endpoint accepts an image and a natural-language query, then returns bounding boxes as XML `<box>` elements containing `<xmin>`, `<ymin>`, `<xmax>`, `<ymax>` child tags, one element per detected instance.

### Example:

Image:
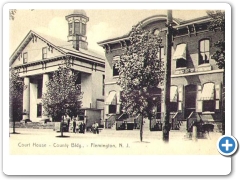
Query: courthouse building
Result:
<box><xmin>98</xmin><ymin>14</ymin><xmax>224</xmax><ymax>131</ymax></box>
<box><xmin>10</xmin><ymin>10</ymin><xmax>105</xmax><ymax>124</ymax></box>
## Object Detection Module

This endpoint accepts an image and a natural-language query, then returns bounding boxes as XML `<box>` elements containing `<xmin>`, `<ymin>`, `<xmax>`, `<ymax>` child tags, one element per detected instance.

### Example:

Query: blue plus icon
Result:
<box><xmin>217</xmin><ymin>135</ymin><xmax>238</xmax><ymax>156</ymax></box>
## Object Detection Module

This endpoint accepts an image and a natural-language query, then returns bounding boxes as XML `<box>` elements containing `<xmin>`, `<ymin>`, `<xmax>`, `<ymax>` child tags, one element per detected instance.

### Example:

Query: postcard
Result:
<box><xmin>3</xmin><ymin>2</ymin><xmax>234</xmax><ymax>176</ymax></box>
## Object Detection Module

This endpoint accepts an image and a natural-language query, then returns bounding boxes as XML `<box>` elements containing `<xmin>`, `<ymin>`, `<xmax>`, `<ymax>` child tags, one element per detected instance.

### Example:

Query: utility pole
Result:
<box><xmin>162</xmin><ymin>10</ymin><xmax>173</xmax><ymax>142</ymax></box>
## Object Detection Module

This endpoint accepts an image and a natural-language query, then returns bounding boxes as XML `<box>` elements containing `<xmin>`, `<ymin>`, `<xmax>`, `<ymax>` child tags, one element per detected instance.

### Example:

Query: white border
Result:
<box><xmin>2</xmin><ymin>2</ymin><xmax>232</xmax><ymax>176</ymax></box>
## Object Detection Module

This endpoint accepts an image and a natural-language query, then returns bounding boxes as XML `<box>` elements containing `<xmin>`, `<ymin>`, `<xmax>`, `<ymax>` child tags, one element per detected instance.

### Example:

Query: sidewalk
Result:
<box><xmin>8</xmin><ymin>128</ymin><xmax>222</xmax><ymax>155</ymax></box>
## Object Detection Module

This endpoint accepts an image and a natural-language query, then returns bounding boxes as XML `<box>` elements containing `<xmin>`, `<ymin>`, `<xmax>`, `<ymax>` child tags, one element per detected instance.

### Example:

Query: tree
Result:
<box><xmin>42</xmin><ymin>58</ymin><xmax>83</xmax><ymax>137</ymax></box>
<box><xmin>9</xmin><ymin>9</ymin><xmax>16</xmax><ymax>20</ymax></box>
<box><xmin>116</xmin><ymin>25</ymin><xmax>164</xmax><ymax>142</ymax></box>
<box><xmin>207</xmin><ymin>10</ymin><xmax>225</xmax><ymax>134</ymax></box>
<box><xmin>9</xmin><ymin>68</ymin><xmax>24</xmax><ymax>133</ymax></box>
<box><xmin>207</xmin><ymin>10</ymin><xmax>225</xmax><ymax>69</ymax></box>
<box><xmin>9</xmin><ymin>9</ymin><xmax>34</xmax><ymax>20</ymax></box>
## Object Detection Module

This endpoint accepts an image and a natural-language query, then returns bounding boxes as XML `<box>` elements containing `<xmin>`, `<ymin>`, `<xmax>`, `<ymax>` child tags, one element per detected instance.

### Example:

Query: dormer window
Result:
<box><xmin>199</xmin><ymin>39</ymin><xmax>210</xmax><ymax>65</ymax></box>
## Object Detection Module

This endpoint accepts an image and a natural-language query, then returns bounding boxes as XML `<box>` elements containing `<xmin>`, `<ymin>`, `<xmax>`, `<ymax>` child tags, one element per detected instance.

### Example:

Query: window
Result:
<box><xmin>75</xmin><ymin>72</ymin><xmax>81</xmax><ymax>93</ymax></box>
<box><xmin>170</xmin><ymin>86</ymin><xmax>178</xmax><ymax>112</ymax></box>
<box><xmin>113</xmin><ymin>56</ymin><xmax>120</xmax><ymax>76</ymax></box>
<box><xmin>42</xmin><ymin>47</ymin><xmax>47</xmax><ymax>59</ymax></box>
<box><xmin>109</xmin><ymin>105</ymin><xmax>116</xmax><ymax>114</ymax></box>
<box><xmin>176</xmin><ymin>59</ymin><xmax>187</xmax><ymax>68</ymax></box>
<box><xmin>199</xmin><ymin>39</ymin><xmax>210</xmax><ymax>65</ymax></box>
<box><xmin>102</xmin><ymin>75</ymin><xmax>105</xmax><ymax>96</ymax></box>
<box><xmin>69</xmin><ymin>23</ymin><xmax>73</xmax><ymax>35</ymax></box>
<box><xmin>74</xmin><ymin>22</ymin><xmax>80</xmax><ymax>35</ymax></box>
<box><xmin>201</xmin><ymin>82</ymin><xmax>215</xmax><ymax>112</ymax></box>
<box><xmin>156</xmin><ymin>102</ymin><xmax>161</xmax><ymax>119</ymax></box>
<box><xmin>37</xmin><ymin>79</ymin><xmax>42</xmax><ymax>99</ymax></box>
<box><xmin>203</xmin><ymin>100</ymin><xmax>215</xmax><ymax>112</ymax></box>
<box><xmin>173</xmin><ymin>44</ymin><xmax>187</xmax><ymax>68</ymax></box>
<box><xmin>75</xmin><ymin>72</ymin><xmax>81</xmax><ymax>84</ymax></box>
<box><xmin>23</xmin><ymin>52</ymin><xmax>28</xmax><ymax>64</ymax></box>
<box><xmin>37</xmin><ymin>104</ymin><xmax>42</xmax><ymax>117</ymax></box>
<box><xmin>82</xmin><ymin>23</ymin><xmax>86</xmax><ymax>36</ymax></box>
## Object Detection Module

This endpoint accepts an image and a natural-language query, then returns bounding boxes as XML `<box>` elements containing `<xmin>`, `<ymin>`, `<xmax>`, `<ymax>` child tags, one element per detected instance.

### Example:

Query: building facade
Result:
<box><xmin>98</xmin><ymin>14</ymin><xmax>224</xmax><ymax>132</ymax></box>
<box><xmin>10</xmin><ymin>10</ymin><xmax>105</xmax><ymax>127</ymax></box>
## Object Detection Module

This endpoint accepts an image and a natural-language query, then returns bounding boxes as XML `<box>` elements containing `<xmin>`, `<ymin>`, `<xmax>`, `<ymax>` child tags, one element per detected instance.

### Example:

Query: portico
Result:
<box><xmin>10</xmin><ymin>10</ymin><xmax>105</xmax><ymax>123</ymax></box>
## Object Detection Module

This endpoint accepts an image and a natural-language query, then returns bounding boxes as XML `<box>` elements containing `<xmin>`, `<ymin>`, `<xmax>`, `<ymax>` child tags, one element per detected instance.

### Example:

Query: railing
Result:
<box><xmin>186</xmin><ymin>111</ymin><xmax>195</xmax><ymax>132</ymax></box>
<box><xmin>171</xmin><ymin>112</ymin><xmax>179</xmax><ymax>130</ymax></box>
<box><xmin>105</xmin><ymin>114</ymin><xmax>116</xmax><ymax>129</ymax></box>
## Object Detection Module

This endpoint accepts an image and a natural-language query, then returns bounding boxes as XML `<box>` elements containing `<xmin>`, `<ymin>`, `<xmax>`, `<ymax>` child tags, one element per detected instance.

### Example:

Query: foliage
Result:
<box><xmin>9</xmin><ymin>9</ymin><xmax>16</xmax><ymax>20</ymax></box>
<box><xmin>42</xmin><ymin>58</ymin><xmax>83</xmax><ymax>121</ymax></box>
<box><xmin>116</xmin><ymin>25</ymin><xmax>164</xmax><ymax>119</ymax></box>
<box><xmin>9</xmin><ymin>68</ymin><xmax>24</xmax><ymax>121</ymax></box>
<box><xmin>207</xmin><ymin>10</ymin><xmax>225</xmax><ymax>69</ymax></box>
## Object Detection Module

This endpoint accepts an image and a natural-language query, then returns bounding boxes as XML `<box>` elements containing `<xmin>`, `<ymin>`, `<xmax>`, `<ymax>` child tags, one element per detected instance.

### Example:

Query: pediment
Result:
<box><xmin>10</xmin><ymin>30</ymin><xmax>66</xmax><ymax>67</ymax></box>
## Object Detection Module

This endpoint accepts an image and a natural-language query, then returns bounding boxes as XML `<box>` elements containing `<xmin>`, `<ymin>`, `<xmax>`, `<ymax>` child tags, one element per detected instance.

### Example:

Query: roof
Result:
<box><xmin>98</xmin><ymin>14</ymin><xmax>211</xmax><ymax>46</ymax></box>
<box><xmin>73</xmin><ymin>9</ymin><xmax>87</xmax><ymax>16</ymax></box>
<box><xmin>10</xmin><ymin>30</ymin><xmax>105</xmax><ymax>66</ymax></box>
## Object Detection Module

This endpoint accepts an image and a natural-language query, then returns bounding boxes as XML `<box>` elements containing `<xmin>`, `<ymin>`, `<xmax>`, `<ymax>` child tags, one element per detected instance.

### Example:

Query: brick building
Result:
<box><xmin>98</xmin><ymin>14</ymin><xmax>224</xmax><ymax>131</ymax></box>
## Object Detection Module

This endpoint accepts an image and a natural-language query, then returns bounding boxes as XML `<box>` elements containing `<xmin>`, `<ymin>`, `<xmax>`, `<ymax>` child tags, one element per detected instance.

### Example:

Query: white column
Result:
<box><xmin>23</xmin><ymin>77</ymin><xmax>30</xmax><ymax>120</ymax></box>
<box><xmin>42</xmin><ymin>73</ymin><xmax>49</xmax><ymax>120</ymax></box>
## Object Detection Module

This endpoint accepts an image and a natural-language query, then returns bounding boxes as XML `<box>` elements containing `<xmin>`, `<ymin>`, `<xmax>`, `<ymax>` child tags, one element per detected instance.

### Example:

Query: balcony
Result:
<box><xmin>174</xmin><ymin>64</ymin><xmax>212</xmax><ymax>75</ymax></box>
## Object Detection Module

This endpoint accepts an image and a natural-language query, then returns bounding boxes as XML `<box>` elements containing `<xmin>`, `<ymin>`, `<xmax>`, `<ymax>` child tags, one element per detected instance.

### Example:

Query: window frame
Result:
<box><xmin>201</xmin><ymin>82</ymin><xmax>215</xmax><ymax>112</ymax></box>
<box><xmin>42</xmin><ymin>47</ymin><xmax>47</xmax><ymax>59</ymax></box>
<box><xmin>109</xmin><ymin>105</ymin><xmax>117</xmax><ymax>114</ymax></box>
<box><xmin>112</xmin><ymin>56</ymin><xmax>120</xmax><ymax>77</ymax></box>
<box><xmin>23</xmin><ymin>52</ymin><xmax>28</xmax><ymax>64</ymax></box>
<box><xmin>74</xmin><ymin>21</ymin><xmax>80</xmax><ymax>35</ymax></box>
<box><xmin>37</xmin><ymin>104</ymin><xmax>42</xmax><ymax>117</ymax></box>
<box><xmin>199</xmin><ymin>39</ymin><xmax>210</xmax><ymax>65</ymax></box>
<box><xmin>174</xmin><ymin>43</ymin><xmax>187</xmax><ymax>69</ymax></box>
<box><xmin>69</xmin><ymin>22</ymin><xmax>73</xmax><ymax>35</ymax></box>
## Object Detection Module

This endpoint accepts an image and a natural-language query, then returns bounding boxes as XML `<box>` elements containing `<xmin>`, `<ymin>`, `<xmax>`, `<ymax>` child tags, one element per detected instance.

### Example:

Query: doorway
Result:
<box><xmin>184</xmin><ymin>84</ymin><xmax>197</xmax><ymax>119</ymax></box>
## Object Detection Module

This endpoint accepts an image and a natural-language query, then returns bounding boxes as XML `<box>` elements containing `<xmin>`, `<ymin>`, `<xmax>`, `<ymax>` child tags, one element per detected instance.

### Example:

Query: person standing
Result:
<box><xmin>73</xmin><ymin>119</ymin><xmax>76</xmax><ymax>133</ymax></box>
<box><xmin>82</xmin><ymin>122</ymin><xmax>86</xmax><ymax>134</ymax></box>
<box><xmin>79</xmin><ymin>122</ymin><xmax>83</xmax><ymax>133</ymax></box>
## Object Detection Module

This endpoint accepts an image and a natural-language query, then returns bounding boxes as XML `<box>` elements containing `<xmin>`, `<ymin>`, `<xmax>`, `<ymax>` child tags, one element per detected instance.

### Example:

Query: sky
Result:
<box><xmin>9</xmin><ymin>9</ymin><xmax>208</xmax><ymax>57</ymax></box>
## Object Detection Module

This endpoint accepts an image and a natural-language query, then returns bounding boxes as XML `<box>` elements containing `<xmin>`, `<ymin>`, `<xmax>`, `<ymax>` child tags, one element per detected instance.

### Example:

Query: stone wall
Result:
<box><xmin>9</xmin><ymin>122</ymin><xmax>55</xmax><ymax>129</ymax></box>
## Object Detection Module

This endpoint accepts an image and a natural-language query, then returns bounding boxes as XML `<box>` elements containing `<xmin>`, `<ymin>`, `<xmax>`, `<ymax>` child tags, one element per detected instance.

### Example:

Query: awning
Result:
<box><xmin>200</xmin><ymin>114</ymin><xmax>214</xmax><ymax>121</ymax></box>
<box><xmin>170</xmin><ymin>86</ymin><xmax>178</xmax><ymax>102</ymax></box>
<box><xmin>200</xmin><ymin>83</ymin><xmax>215</xmax><ymax>100</ymax></box>
<box><xmin>105</xmin><ymin>91</ymin><xmax>116</xmax><ymax>105</ymax></box>
<box><xmin>173</xmin><ymin>44</ymin><xmax>186</xmax><ymax>60</ymax></box>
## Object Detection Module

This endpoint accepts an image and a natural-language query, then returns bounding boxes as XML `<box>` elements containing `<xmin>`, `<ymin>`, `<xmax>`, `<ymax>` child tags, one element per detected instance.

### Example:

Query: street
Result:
<box><xmin>9</xmin><ymin>128</ymin><xmax>222</xmax><ymax>155</ymax></box>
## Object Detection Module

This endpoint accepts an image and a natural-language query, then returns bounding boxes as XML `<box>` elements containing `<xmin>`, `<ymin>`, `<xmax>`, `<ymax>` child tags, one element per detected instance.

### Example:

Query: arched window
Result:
<box><xmin>199</xmin><ymin>39</ymin><xmax>210</xmax><ymax>65</ymax></box>
<box><xmin>106</xmin><ymin>91</ymin><xmax>117</xmax><ymax>114</ymax></box>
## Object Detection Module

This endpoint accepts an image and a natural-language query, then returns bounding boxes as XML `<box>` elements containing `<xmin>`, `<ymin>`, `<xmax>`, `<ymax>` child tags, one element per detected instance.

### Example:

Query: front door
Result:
<box><xmin>184</xmin><ymin>84</ymin><xmax>197</xmax><ymax>119</ymax></box>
